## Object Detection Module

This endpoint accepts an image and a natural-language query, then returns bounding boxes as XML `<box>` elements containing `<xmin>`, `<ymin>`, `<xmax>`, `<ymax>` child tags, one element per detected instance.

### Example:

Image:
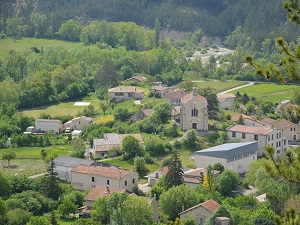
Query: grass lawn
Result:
<box><xmin>0</xmin><ymin>159</ymin><xmax>47</xmax><ymax>176</ymax></box>
<box><xmin>0</xmin><ymin>37</ymin><xmax>96</xmax><ymax>61</ymax></box>
<box><xmin>57</xmin><ymin>217</ymin><xmax>76</xmax><ymax>225</ymax></box>
<box><xmin>235</xmin><ymin>83</ymin><xmax>300</xmax><ymax>103</ymax></box>
<box><xmin>19</xmin><ymin>93</ymin><xmax>100</xmax><ymax>118</ymax></box>
<box><xmin>193</xmin><ymin>80</ymin><xmax>247</xmax><ymax>92</ymax></box>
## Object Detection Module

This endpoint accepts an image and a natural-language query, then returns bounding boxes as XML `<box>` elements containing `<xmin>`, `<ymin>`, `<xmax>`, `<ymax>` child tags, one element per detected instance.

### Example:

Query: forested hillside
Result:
<box><xmin>0</xmin><ymin>0</ymin><xmax>299</xmax><ymax>46</ymax></box>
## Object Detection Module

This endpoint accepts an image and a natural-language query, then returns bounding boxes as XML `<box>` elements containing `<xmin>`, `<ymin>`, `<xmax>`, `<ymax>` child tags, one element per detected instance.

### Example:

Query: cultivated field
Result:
<box><xmin>193</xmin><ymin>80</ymin><xmax>247</xmax><ymax>93</ymax></box>
<box><xmin>234</xmin><ymin>83</ymin><xmax>300</xmax><ymax>103</ymax></box>
<box><xmin>0</xmin><ymin>37</ymin><xmax>96</xmax><ymax>60</ymax></box>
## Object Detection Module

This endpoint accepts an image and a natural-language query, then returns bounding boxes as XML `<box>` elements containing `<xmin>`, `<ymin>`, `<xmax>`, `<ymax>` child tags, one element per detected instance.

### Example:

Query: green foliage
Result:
<box><xmin>134</xmin><ymin>156</ymin><xmax>148</xmax><ymax>177</ymax></box>
<box><xmin>27</xmin><ymin>216</ymin><xmax>51</xmax><ymax>225</ymax></box>
<box><xmin>57</xmin><ymin>199</ymin><xmax>78</xmax><ymax>219</ymax></box>
<box><xmin>91</xmin><ymin>197</ymin><xmax>110</xmax><ymax>224</ymax></box>
<box><xmin>7</xmin><ymin>208</ymin><xmax>32</xmax><ymax>225</ymax></box>
<box><xmin>0</xmin><ymin>174</ymin><xmax>12</xmax><ymax>199</ymax></box>
<box><xmin>2</xmin><ymin>150</ymin><xmax>16</xmax><ymax>167</ymax></box>
<box><xmin>159</xmin><ymin>185</ymin><xmax>198</xmax><ymax>221</ymax></box>
<box><xmin>165</xmin><ymin>150</ymin><xmax>184</xmax><ymax>189</ymax></box>
<box><xmin>153</xmin><ymin>102</ymin><xmax>172</xmax><ymax>124</ymax></box>
<box><xmin>150</xmin><ymin>176</ymin><xmax>166</xmax><ymax>201</ymax></box>
<box><xmin>216</xmin><ymin>170</ymin><xmax>239</xmax><ymax>196</ymax></box>
<box><xmin>145</xmin><ymin>137</ymin><xmax>166</xmax><ymax>157</ymax></box>
<box><xmin>122</xmin><ymin>135</ymin><xmax>144</xmax><ymax>160</ymax></box>
<box><xmin>0</xmin><ymin>197</ymin><xmax>8</xmax><ymax>225</ymax></box>
<box><xmin>114</xmin><ymin>107</ymin><xmax>131</xmax><ymax>121</ymax></box>
<box><xmin>205</xmin><ymin>205</ymin><xmax>231</xmax><ymax>225</ymax></box>
<box><xmin>182</xmin><ymin>216</ymin><xmax>196</xmax><ymax>225</ymax></box>
<box><xmin>184</xmin><ymin>129</ymin><xmax>198</xmax><ymax>147</ymax></box>
<box><xmin>212</xmin><ymin>163</ymin><xmax>225</xmax><ymax>173</ymax></box>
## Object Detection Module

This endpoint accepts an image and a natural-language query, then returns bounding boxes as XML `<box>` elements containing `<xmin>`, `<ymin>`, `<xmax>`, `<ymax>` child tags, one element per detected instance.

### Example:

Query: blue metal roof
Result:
<box><xmin>194</xmin><ymin>142</ymin><xmax>258</xmax><ymax>159</ymax></box>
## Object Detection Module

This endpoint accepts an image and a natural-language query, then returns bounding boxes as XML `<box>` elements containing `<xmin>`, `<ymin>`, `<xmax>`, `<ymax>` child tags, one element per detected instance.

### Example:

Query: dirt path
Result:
<box><xmin>218</xmin><ymin>82</ymin><xmax>254</xmax><ymax>95</ymax></box>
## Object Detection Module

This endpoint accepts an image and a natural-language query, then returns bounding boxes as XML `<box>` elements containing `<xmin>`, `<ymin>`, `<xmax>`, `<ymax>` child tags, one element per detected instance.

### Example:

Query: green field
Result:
<box><xmin>194</xmin><ymin>80</ymin><xmax>247</xmax><ymax>92</ymax></box>
<box><xmin>234</xmin><ymin>83</ymin><xmax>300</xmax><ymax>103</ymax></box>
<box><xmin>0</xmin><ymin>37</ymin><xmax>96</xmax><ymax>60</ymax></box>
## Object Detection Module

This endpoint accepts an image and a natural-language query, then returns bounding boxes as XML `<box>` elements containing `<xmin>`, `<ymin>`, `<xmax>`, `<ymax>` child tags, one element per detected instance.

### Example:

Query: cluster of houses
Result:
<box><xmin>24</xmin><ymin>76</ymin><xmax>300</xmax><ymax>224</ymax></box>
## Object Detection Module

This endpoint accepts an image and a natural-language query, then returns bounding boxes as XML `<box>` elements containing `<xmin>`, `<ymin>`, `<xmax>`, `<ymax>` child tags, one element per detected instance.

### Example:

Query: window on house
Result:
<box><xmin>279</xmin><ymin>141</ymin><xmax>281</xmax><ymax>147</ymax></box>
<box><xmin>92</xmin><ymin>177</ymin><xmax>94</xmax><ymax>182</ymax></box>
<box><xmin>279</xmin><ymin>132</ymin><xmax>281</xmax><ymax>138</ymax></box>
<box><xmin>291</xmin><ymin>127</ymin><xmax>293</xmax><ymax>131</ymax></box>
<box><xmin>254</xmin><ymin>135</ymin><xmax>258</xmax><ymax>140</ymax></box>
<box><xmin>132</xmin><ymin>179</ymin><xmax>135</xmax><ymax>184</ymax></box>
<box><xmin>276</xmin><ymin>142</ymin><xmax>278</xmax><ymax>147</ymax></box>
<box><xmin>191</xmin><ymin>108</ymin><xmax>198</xmax><ymax>117</ymax></box>
<box><xmin>277</xmin><ymin>150</ymin><xmax>281</xmax><ymax>154</ymax></box>
<box><xmin>107</xmin><ymin>180</ymin><xmax>110</xmax><ymax>185</ymax></box>
<box><xmin>242</xmin><ymin>133</ymin><xmax>246</xmax><ymax>139</ymax></box>
<box><xmin>155</xmin><ymin>172</ymin><xmax>159</xmax><ymax>178</ymax></box>
<box><xmin>272</xmin><ymin>134</ymin><xmax>273</xmax><ymax>140</ymax></box>
<box><xmin>125</xmin><ymin>181</ymin><xmax>127</xmax><ymax>186</ymax></box>
<box><xmin>268</xmin><ymin>135</ymin><xmax>270</xmax><ymax>141</ymax></box>
<box><xmin>284</xmin><ymin>139</ymin><xmax>286</xmax><ymax>145</ymax></box>
<box><xmin>276</xmin><ymin>133</ymin><xmax>278</xmax><ymax>139</ymax></box>
<box><xmin>128</xmin><ymin>93</ymin><xmax>134</xmax><ymax>97</ymax></box>
<box><xmin>294</xmin><ymin>127</ymin><xmax>296</xmax><ymax>131</ymax></box>
<box><xmin>232</xmin><ymin>132</ymin><xmax>236</xmax><ymax>137</ymax></box>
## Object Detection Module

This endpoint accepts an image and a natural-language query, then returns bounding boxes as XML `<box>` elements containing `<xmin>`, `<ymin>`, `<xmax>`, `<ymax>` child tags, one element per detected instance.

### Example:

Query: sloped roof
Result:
<box><xmin>273</xmin><ymin>119</ymin><xmax>298</xmax><ymax>130</ymax></box>
<box><xmin>226</xmin><ymin>124</ymin><xmax>273</xmax><ymax>135</ymax></box>
<box><xmin>261</xmin><ymin>118</ymin><xmax>275</xmax><ymax>124</ymax></box>
<box><xmin>118</xmin><ymin>134</ymin><xmax>144</xmax><ymax>144</ymax></box>
<box><xmin>72</xmin><ymin>164</ymin><xmax>133</xmax><ymax>179</ymax></box>
<box><xmin>181</xmin><ymin>92</ymin><xmax>207</xmax><ymax>104</ymax></box>
<box><xmin>125</xmin><ymin>75</ymin><xmax>146</xmax><ymax>82</ymax></box>
<box><xmin>179</xmin><ymin>199</ymin><xmax>220</xmax><ymax>215</ymax></box>
<box><xmin>217</xmin><ymin>93</ymin><xmax>236</xmax><ymax>99</ymax></box>
<box><xmin>164</xmin><ymin>89</ymin><xmax>187</xmax><ymax>100</ymax></box>
<box><xmin>141</xmin><ymin>109</ymin><xmax>153</xmax><ymax>117</ymax></box>
<box><xmin>231</xmin><ymin>114</ymin><xmax>266</xmax><ymax>125</ymax></box>
<box><xmin>194</xmin><ymin>142</ymin><xmax>258</xmax><ymax>159</ymax></box>
<box><xmin>84</xmin><ymin>186</ymin><xmax>127</xmax><ymax>201</ymax></box>
<box><xmin>53</xmin><ymin>156</ymin><xmax>93</xmax><ymax>168</ymax></box>
<box><xmin>151</xmin><ymin>86</ymin><xmax>168</xmax><ymax>91</ymax></box>
<box><xmin>157</xmin><ymin>166</ymin><xmax>169</xmax><ymax>175</ymax></box>
<box><xmin>108</xmin><ymin>86</ymin><xmax>141</xmax><ymax>93</ymax></box>
<box><xmin>36</xmin><ymin>119</ymin><xmax>61</xmax><ymax>123</ymax></box>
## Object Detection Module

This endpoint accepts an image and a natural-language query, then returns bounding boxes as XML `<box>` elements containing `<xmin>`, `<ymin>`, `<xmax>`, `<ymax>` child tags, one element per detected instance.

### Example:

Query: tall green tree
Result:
<box><xmin>216</xmin><ymin>170</ymin><xmax>239</xmax><ymax>196</ymax></box>
<box><xmin>0</xmin><ymin>197</ymin><xmax>8</xmax><ymax>225</ymax></box>
<box><xmin>165</xmin><ymin>150</ymin><xmax>184</xmax><ymax>189</ymax></box>
<box><xmin>39</xmin><ymin>159</ymin><xmax>62</xmax><ymax>200</ymax></box>
<box><xmin>153</xmin><ymin>102</ymin><xmax>171</xmax><ymax>124</ymax></box>
<box><xmin>159</xmin><ymin>185</ymin><xmax>198</xmax><ymax>221</ymax></box>
<box><xmin>122</xmin><ymin>135</ymin><xmax>144</xmax><ymax>160</ymax></box>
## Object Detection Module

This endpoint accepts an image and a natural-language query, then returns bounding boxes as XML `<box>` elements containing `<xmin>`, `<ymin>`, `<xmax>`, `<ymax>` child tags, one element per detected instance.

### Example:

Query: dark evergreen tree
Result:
<box><xmin>40</xmin><ymin>159</ymin><xmax>62</xmax><ymax>200</ymax></box>
<box><xmin>165</xmin><ymin>150</ymin><xmax>184</xmax><ymax>189</ymax></box>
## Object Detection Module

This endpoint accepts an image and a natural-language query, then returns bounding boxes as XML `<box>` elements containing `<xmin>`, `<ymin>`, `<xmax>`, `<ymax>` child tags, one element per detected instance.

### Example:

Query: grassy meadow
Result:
<box><xmin>234</xmin><ymin>83</ymin><xmax>300</xmax><ymax>103</ymax></box>
<box><xmin>193</xmin><ymin>80</ymin><xmax>247</xmax><ymax>92</ymax></box>
<box><xmin>0</xmin><ymin>37</ymin><xmax>96</xmax><ymax>60</ymax></box>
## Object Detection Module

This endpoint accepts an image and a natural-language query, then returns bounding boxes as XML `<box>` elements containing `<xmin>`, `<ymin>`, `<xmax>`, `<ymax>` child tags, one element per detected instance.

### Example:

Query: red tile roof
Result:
<box><xmin>261</xmin><ymin>118</ymin><xmax>275</xmax><ymax>124</ymax></box>
<box><xmin>72</xmin><ymin>165</ymin><xmax>131</xmax><ymax>179</ymax></box>
<box><xmin>84</xmin><ymin>186</ymin><xmax>127</xmax><ymax>201</ymax></box>
<box><xmin>108</xmin><ymin>86</ymin><xmax>144</xmax><ymax>93</ymax></box>
<box><xmin>273</xmin><ymin>119</ymin><xmax>298</xmax><ymax>130</ymax></box>
<box><xmin>217</xmin><ymin>93</ymin><xmax>236</xmax><ymax>99</ymax></box>
<box><xmin>157</xmin><ymin>166</ymin><xmax>169</xmax><ymax>175</ymax></box>
<box><xmin>231</xmin><ymin>114</ymin><xmax>266</xmax><ymax>125</ymax></box>
<box><xmin>164</xmin><ymin>89</ymin><xmax>187</xmax><ymax>100</ymax></box>
<box><xmin>180</xmin><ymin>199</ymin><xmax>220</xmax><ymax>214</ymax></box>
<box><xmin>181</xmin><ymin>92</ymin><xmax>207</xmax><ymax>104</ymax></box>
<box><xmin>125</xmin><ymin>75</ymin><xmax>146</xmax><ymax>82</ymax></box>
<box><xmin>227</xmin><ymin>124</ymin><xmax>273</xmax><ymax>135</ymax></box>
<box><xmin>151</xmin><ymin>86</ymin><xmax>168</xmax><ymax>91</ymax></box>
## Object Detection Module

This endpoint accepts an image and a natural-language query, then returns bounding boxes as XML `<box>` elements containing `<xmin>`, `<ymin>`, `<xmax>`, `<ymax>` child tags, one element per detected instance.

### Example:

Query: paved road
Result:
<box><xmin>218</xmin><ymin>81</ymin><xmax>254</xmax><ymax>95</ymax></box>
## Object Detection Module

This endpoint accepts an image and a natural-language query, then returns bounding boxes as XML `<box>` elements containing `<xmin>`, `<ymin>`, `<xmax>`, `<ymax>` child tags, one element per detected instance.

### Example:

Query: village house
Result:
<box><xmin>83</xmin><ymin>186</ymin><xmax>159</xmax><ymax>222</ymax></box>
<box><xmin>108</xmin><ymin>86</ymin><xmax>144</xmax><ymax>103</ymax></box>
<box><xmin>179</xmin><ymin>88</ymin><xmax>208</xmax><ymax>131</ymax></box>
<box><xmin>35</xmin><ymin>119</ymin><xmax>62</xmax><ymax>134</ymax></box>
<box><xmin>183</xmin><ymin>168</ymin><xmax>220</xmax><ymax>188</ymax></box>
<box><xmin>272</xmin><ymin>119</ymin><xmax>300</xmax><ymax>142</ymax></box>
<box><xmin>71</xmin><ymin>164</ymin><xmax>138</xmax><ymax>192</ymax></box>
<box><xmin>150</xmin><ymin>85</ymin><xmax>169</xmax><ymax>97</ymax></box>
<box><xmin>194</xmin><ymin>142</ymin><xmax>258</xmax><ymax>173</ymax></box>
<box><xmin>179</xmin><ymin>199</ymin><xmax>221</xmax><ymax>225</ymax></box>
<box><xmin>147</xmin><ymin>166</ymin><xmax>169</xmax><ymax>186</ymax></box>
<box><xmin>129</xmin><ymin>109</ymin><xmax>153</xmax><ymax>123</ymax></box>
<box><xmin>163</xmin><ymin>89</ymin><xmax>186</xmax><ymax>105</ymax></box>
<box><xmin>231</xmin><ymin>114</ymin><xmax>269</xmax><ymax>128</ymax></box>
<box><xmin>226</xmin><ymin>124</ymin><xmax>288</xmax><ymax>159</ymax></box>
<box><xmin>92</xmin><ymin>133</ymin><xmax>144</xmax><ymax>158</ymax></box>
<box><xmin>53</xmin><ymin>156</ymin><xmax>94</xmax><ymax>182</ymax></box>
<box><xmin>217</xmin><ymin>93</ymin><xmax>236</xmax><ymax>109</ymax></box>
<box><xmin>63</xmin><ymin>116</ymin><xmax>93</xmax><ymax>132</ymax></box>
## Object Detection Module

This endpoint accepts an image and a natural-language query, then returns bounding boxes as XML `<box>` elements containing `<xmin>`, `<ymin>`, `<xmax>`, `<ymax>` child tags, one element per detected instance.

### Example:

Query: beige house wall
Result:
<box><xmin>180</xmin><ymin>97</ymin><xmax>208</xmax><ymax>131</ymax></box>
<box><xmin>180</xmin><ymin>206</ymin><xmax>213</xmax><ymax>225</ymax></box>
<box><xmin>35</xmin><ymin>120</ymin><xmax>62</xmax><ymax>134</ymax></box>
<box><xmin>71</xmin><ymin>171</ymin><xmax>138</xmax><ymax>192</ymax></box>
<box><xmin>218</xmin><ymin>97</ymin><xmax>235</xmax><ymax>109</ymax></box>
<box><xmin>282</xmin><ymin>126</ymin><xmax>300</xmax><ymax>141</ymax></box>
<box><xmin>63</xmin><ymin>117</ymin><xmax>92</xmax><ymax>132</ymax></box>
<box><xmin>195</xmin><ymin>156</ymin><xmax>227</xmax><ymax>170</ymax></box>
<box><xmin>108</xmin><ymin>92</ymin><xmax>144</xmax><ymax>103</ymax></box>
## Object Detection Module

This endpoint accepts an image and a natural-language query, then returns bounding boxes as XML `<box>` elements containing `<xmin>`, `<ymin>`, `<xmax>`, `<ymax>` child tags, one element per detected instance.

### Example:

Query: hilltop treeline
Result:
<box><xmin>0</xmin><ymin>0</ymin><xmax>300</xmax><ymax>47</ymax></box>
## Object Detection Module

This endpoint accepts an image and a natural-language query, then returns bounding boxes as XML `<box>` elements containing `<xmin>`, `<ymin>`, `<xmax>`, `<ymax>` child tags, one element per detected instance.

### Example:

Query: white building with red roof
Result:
<box><xmin>71</xmin><ymin>164</ymin><xmax>138</xmax><ymax>192</ymax></box>
<box><xmin>226</xmin><ymin>124</ymin><xmax>288</xmax><ymax>158</ymax></box>
<box><xmin>179</xmin><ymin>199</ymin><xmax>221</xmax><ymax>225</ymax></box>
